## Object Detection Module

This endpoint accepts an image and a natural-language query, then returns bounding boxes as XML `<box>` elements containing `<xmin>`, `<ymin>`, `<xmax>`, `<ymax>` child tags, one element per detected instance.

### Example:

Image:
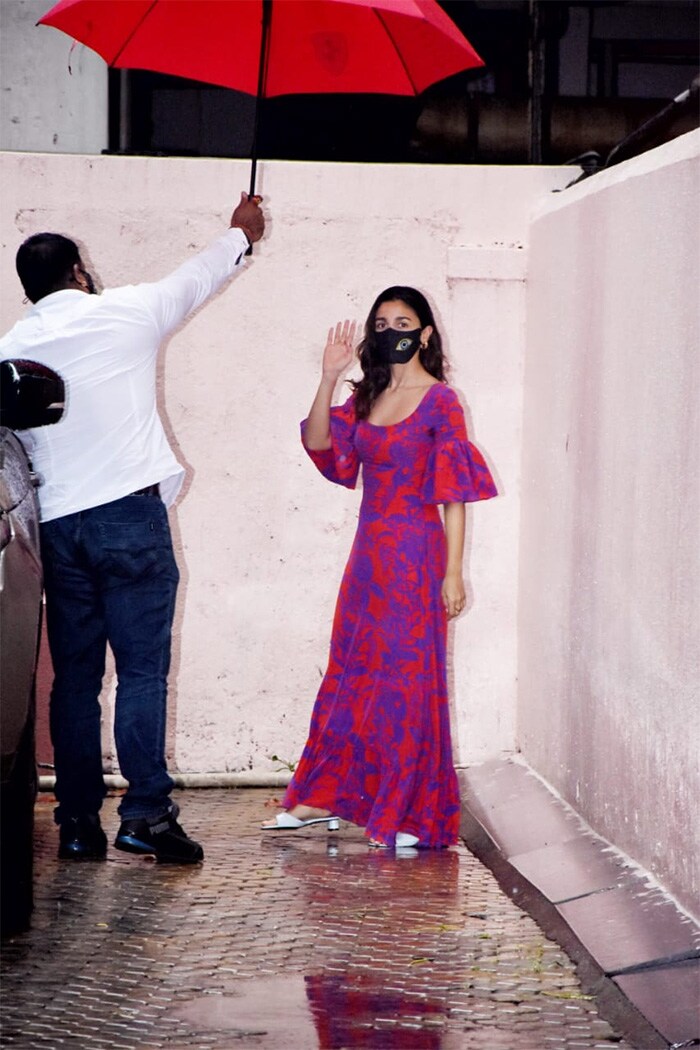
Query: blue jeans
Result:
<box><xmin>40</xmin><ymin>493</ymin><xmax>179</xmax><ymax>824</ymax></box>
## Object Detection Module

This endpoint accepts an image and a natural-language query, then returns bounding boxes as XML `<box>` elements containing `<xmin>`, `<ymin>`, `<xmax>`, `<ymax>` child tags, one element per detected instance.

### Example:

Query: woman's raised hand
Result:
<box><xmin>322</xmin><ymin>320</ymin><xmax>357</xmax><ymax>381</ymax></box>
<box><xmin>304</xmin><ymin>320</ymin><xmax>357</xmax><ymax>450</ymax></box>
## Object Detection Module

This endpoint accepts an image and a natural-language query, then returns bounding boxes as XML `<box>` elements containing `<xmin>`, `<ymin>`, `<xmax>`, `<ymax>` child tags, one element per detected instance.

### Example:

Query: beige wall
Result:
<box><xmin>0</xmin><ymin>151</ymin><xmax>569</xmax><ymax>779</ymax></box>
<box><xmin>518</xmin><ymin>130</ymin><xmax>700</xmax><ymax>916</ymax></box>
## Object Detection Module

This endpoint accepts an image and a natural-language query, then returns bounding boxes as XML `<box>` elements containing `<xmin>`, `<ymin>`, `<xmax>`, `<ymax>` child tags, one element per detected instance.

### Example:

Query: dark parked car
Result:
<box><xmin>1</xmin><ymin>360</ymin><xmax>64</xmax><ymax>935</ymax></box>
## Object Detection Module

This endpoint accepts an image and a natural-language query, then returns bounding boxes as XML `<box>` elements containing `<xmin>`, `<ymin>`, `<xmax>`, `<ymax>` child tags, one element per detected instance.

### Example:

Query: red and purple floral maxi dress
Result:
<box><xmin>283</xmin><ymin>383</ymin><xmax>497</xmax><ymax>847</ymax></box>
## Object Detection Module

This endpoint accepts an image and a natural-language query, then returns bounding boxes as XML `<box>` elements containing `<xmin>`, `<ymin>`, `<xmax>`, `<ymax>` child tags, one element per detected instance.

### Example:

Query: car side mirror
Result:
<box><xmin>0</xmin><ymin>360</ymin><xmax>65</xmax><ymax>431</ymax></box>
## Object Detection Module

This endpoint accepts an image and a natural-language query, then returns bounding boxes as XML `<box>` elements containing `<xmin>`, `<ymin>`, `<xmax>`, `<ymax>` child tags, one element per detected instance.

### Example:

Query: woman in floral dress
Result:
<box><xmin>263</xmin><ymin>287</ymin><xmax>497</xmax><ymax>848</ymax></box>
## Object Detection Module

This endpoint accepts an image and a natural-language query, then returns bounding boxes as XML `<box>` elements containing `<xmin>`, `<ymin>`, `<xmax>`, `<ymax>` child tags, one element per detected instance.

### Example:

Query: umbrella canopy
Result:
<box><xmin>39</xmin><ymin>0</ymin><xmax>484</xmax><ymax>195</ymax></box>
<box><xmin>38</xmin><ymin>0</ymin><xmax>483</xmax><ymax>97</ymax></box>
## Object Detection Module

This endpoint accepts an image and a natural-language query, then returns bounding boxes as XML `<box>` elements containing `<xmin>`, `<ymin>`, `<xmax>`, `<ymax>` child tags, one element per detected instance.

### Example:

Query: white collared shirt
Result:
<box><xmin>0</xmin><ymin>227</ymin><xmax>249</xmax><ymax>521</ymax></box>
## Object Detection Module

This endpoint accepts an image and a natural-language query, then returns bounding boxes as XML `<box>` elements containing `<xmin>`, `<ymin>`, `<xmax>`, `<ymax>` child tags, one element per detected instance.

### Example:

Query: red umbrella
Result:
<box><xmin>39</xmin><ymin>0</ymin><xmax>484</xmax><ymax>194</ymax></box>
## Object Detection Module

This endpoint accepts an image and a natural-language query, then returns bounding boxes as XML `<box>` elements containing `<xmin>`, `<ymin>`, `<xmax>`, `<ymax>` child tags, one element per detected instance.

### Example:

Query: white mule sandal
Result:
<box><xmin>368</xmin><ymin>831</ymin><xmax>420</xmax><ymax>849</ymax></box>
<box><xmin>261</xmin><ymin>812</ymin><xmax>340</xmax><ymax>832</ymax></box>
<box><xmin>395</xmin><ymin>832</ymin><xmax>420</xmax><ymax>848</ymax></box>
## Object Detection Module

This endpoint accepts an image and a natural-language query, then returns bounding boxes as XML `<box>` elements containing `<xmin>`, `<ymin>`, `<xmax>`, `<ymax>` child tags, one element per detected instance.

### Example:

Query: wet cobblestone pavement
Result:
<box><xmin>1</xmin><ymin>789</ymin><xmax>637</xmax><ymax>1049</ymax></box>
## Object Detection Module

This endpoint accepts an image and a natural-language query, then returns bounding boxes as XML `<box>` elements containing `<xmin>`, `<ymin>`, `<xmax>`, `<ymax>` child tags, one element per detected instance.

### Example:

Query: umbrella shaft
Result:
<box><xmin>249</xmin><ymin>0</ymin><xmax>273</xmax><ymax>198</ymax></box>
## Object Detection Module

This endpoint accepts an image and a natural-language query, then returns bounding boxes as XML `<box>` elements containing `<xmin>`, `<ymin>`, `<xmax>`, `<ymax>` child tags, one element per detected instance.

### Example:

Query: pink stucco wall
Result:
<box><xmin>518</xmin><ymin>130</ymin><xmax>700</xmax><ymax>916</ymax></box>
<box><xmin>0</xmin><ymin>152</ymin><xmax>570</xmax><ymax>781</ymax></box>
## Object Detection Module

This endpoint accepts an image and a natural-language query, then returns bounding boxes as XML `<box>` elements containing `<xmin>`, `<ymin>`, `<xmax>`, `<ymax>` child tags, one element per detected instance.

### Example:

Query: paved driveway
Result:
<box><xmin>1</xmin><ymin>789</ymin><xmax>634</xmax><ymax>1049</ymax></box>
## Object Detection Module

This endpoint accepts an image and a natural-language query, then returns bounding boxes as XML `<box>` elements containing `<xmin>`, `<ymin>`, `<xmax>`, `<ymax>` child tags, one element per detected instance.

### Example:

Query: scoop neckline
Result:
<box><xmin>365</xmin><ymin>382</ymin><xmax>442</xmax><ymax>429</ymax></box>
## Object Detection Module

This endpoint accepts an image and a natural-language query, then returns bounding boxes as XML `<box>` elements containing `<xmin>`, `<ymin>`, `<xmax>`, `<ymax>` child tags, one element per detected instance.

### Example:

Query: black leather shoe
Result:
<box><xmin>114</xmin><ymin>813</ymin><xmax>203</xmax><ymax>864</ymax></box>
<box><xmin>58</xmin><ymin>814</ymin><xmax>107</xmax><ymax>860</ymax></box>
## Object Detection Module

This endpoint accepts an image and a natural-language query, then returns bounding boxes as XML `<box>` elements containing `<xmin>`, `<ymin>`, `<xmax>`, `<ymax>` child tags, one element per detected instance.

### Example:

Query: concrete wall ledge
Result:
<box><xmin>38</xmin><ymin>771</ymin><xmax>293</xmax><ymax>792</ymax></box>
<box><xmin>459</xmin><ymin>758</ymin><xmax>700</xmax><ymax>1050</ymax></box>
<box><xmin>447</xmin><ymin>245</ymin><xmax>528</xmax><ymax>281</ymax></box>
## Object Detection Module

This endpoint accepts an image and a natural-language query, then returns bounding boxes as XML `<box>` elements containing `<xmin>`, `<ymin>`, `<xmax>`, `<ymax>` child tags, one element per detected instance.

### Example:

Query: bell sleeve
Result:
<box><xmin>422</xmin><ymin>387</ymin><xmax>498</xmax><ymax>504</ymax></box>
<box><xmin>300</xmin><ymin>393</ymin><xmax>360</xmax><ymax>489</ymax></box>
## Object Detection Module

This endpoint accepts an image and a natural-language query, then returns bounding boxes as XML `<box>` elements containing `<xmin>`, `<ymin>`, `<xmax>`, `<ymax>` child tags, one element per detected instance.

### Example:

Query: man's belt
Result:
<box><xmin>131</xmin><ymin>483</ymin><xmax>160</xmax><ymax>497</ymax></box>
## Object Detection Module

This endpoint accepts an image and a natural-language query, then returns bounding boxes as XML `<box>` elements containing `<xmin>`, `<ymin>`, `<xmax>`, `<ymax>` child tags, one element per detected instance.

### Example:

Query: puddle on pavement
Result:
<box><xmin>169</xmin><ymin>975</ymin><xmax>317</xmax><ymax>1044</ymax></box>
<box><xmin>167</xmin><ymin>847</ymin><xmax>470</xmax><ymax>1045</ymax></box>
<box><xmin>168</xmin><ymin>973</ymin><xmax>467</xmax><ymax>1047</ymax></box>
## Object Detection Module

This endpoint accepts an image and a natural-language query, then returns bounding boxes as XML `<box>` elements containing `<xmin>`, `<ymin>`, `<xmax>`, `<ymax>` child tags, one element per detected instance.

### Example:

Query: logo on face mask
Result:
<box><xmin>374</xmin><ymin>327</ymin><xmax>422</xmax><ymax>364</ymax></box>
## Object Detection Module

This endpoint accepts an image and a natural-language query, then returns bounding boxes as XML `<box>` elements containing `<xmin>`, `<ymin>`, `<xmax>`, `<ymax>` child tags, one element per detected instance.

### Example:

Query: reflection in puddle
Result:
<box><xmin>169</xmin><ymin>847</ymin><xmax>464</xmax><ymax>1047</ymax></box>
<box><xmin>37</xmin><ymin>826</ymin><xmax>467</xmax><ymax>1047</ymax></box>
<box><xmin>307</xmin><ymin>971</ymin><xmax>447</xmax><ymax>1047</ymax></box>
<box><xmin>170</xmin><ymin>972</ymin><xmax>453</xmax><ymax>1048</ymax></box>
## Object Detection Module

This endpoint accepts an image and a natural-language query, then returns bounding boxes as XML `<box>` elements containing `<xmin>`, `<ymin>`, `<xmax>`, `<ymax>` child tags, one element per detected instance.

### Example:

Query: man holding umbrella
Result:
<box><xmin>0</xmin><ymin>193</ymin><xmax>264</xmax><ymax>864</ymax></box>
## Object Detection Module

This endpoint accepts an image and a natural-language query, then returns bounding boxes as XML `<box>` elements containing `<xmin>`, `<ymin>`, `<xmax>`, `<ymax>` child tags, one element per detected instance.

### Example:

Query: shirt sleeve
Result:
<box><xmin>300</xmin><ymin>393</ymin><xmax>359</xmax><ymax>488</ymax></box>
<box><xmin>134</xmin><ymin>228</ymin><xmax>250</xmax><ymax>337</ymax></box>
<box><xmin>422</xmin><ymin>387</ymin><xmax>498</xmax><ymax>504</ymax></box>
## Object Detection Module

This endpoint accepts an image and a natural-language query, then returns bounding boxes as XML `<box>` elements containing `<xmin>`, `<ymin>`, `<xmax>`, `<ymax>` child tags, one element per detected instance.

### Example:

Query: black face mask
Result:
<box><xmin>374</xmin><ymin>327</ymin><xmax>422</xmax><ymax>364</ymax></box>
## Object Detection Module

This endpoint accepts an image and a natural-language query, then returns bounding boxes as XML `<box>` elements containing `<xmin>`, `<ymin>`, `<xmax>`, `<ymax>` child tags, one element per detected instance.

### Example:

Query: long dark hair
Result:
<box><xmin>351</xmin><ymin>286</ymin><xmax>446</xmax><ymax>420</ymax></box>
